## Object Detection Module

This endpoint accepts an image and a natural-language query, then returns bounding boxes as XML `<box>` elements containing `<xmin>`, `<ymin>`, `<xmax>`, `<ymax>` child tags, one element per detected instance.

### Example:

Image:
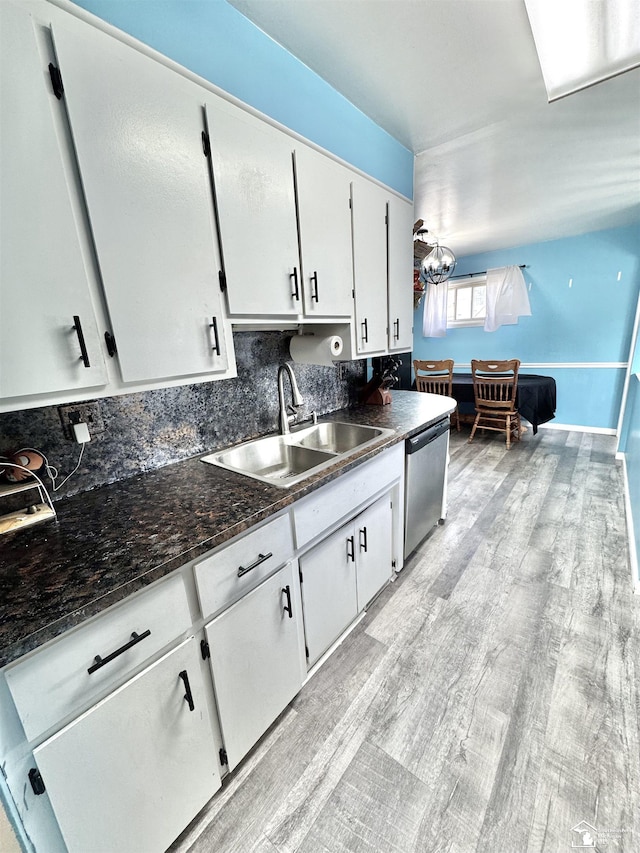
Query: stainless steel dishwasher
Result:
<box><xmin>404</xmin><ymin>417</ymin><xmax>450</xmax><ymax>557</ymax></box>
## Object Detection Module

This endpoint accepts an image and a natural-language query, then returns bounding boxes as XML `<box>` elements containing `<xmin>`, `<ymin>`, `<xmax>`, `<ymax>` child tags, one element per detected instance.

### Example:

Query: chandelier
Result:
<box><xmin>422</xmin><ymin>243</ymin><xmax>456</xmax><ymax>284</ymax></box>
<box><xmin>414</xmin><ymin>226</ymin><xmax>456</xmax><ymax>285</ymax></box>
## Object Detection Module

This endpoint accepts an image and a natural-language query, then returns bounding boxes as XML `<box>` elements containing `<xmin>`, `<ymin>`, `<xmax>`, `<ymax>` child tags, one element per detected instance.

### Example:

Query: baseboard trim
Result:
<box><xmin>620</xmin><ymin>454</ymin><xmax>640</xmax><ymax>593</ymax></box>
<box><xmin>537</xmin><ymin>423</ymin><xmax>617</xmax><ymax>436</ymax></box>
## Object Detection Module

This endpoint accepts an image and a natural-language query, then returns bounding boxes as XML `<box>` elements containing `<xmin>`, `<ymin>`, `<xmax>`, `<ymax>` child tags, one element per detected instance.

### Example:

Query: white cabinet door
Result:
<box><xmin>351</xmin><ymin>177</ymin><xmax>388</xmax><ymax>355</ymax></box>
<box><xmin>52</xmin><ymin>22</ymin><xmax>232</xmax><ymax>383</ymax></box>
<box><xmin>294</xmin><ymin>144</ymin><xmax>353</xmax><ymax>318</ymax></box>
<box><xmin>205</xmin><ymin>561</ymin><xmax>305</xmax><ymax>770</ymax></box>
<box><xmin>0</xmin><ymin>3</ymin><xmax>106</xmax><ymax>400</ymax></box>
<box><xmin>206</xmin><ymin>98</ymin><xmax>300</xmax><ymax>317</ymax></box>
<box><xmin>355</xmin><ymin>495</ymin><xmax>393</xmax><ymax>610</ymax></box>
<box><xmin>299</xmin><ymin>524</ymin><xmax>359</xmax><ymax>666</ymax></box>
<box><xmin>387</xmin><ymin>195</ymin><xmax>414</xmax><ymax>352</ymax></box>
<box><xmin>33</xmin><ymin>637</ymin><xmax>221</xmax><ymax>853</ymax></box>
<box><xmin>299</xmin><ymin>490</ymin><xmax>394</xmax><ymax>665</ymax></box>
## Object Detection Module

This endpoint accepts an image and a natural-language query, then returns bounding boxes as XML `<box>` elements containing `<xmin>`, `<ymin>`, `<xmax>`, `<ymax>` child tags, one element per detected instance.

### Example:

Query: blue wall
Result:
<box><xmin>69</xmin><ymin>0</ymin><xmax>413</xmax><ymax>198</ymax></box>
<box><xmin>413</xmin><ymin>223</ymin><xmax>640</xmax><ymax>429</ymax></box>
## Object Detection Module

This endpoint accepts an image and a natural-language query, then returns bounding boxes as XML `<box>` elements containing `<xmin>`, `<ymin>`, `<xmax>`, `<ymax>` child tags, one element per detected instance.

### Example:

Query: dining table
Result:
<box><xmin>448</xmin><ymin>372</ymin><xmax>557</xmax><ymax>434</ymax></box>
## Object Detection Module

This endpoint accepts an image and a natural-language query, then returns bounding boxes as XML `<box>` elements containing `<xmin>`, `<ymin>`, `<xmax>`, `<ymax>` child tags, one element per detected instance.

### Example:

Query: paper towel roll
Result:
<box><xmin>289</xmin><ymin>334</ymin><xmax>343</xmax><ymax>366</ymax></box>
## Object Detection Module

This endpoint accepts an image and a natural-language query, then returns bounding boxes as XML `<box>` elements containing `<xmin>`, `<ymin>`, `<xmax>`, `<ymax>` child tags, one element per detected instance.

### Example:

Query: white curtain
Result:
<box><xmin>484</xmin><ymin>266</ymin><xmax>531</xmax><ymax>332</ymax></box>
<box><xmin>422</xmin><ymin>281</ymin><xmax>448</xmax><ymax>337</ymax></box>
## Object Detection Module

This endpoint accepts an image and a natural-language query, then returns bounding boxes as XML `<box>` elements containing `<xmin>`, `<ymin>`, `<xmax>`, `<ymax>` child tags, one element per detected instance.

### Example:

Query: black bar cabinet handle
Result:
<box><xmin>361</xmin><ymin>318</ymin><xmax>368</xmax><ymax>343</ymax></box>
<box><xmin>237</xmin><ymin>551</ymin><xmax>273</xmax><ymax>577</ymax></box>
<box><xmin>346</xmin><ymin>535</ymin><xmax>355</xmax><ymax>562</ymax></box>
<box><xmin>210</xmin><ymin>316</ymin><xmax>221</xmax><ymax>355</ymax></box>
<box><xmin>87</xmin><ymin>629</ymin><xmax>151</xmax><ymax>674</ymax></box>
<box><xmin>393</xmin><ymin>318</ymin><xmax>400</xmax><ymax>340</ymax></box>
<box><xmin>290</xmin><ymin>268</ymin><xmax>300</xmax><ymax>301</ymax></box>
<box><xmin>178</xmin><ymin>670</ymin><xmax>195</xmax><ymax>711</ymax></box>
<box><xmin>310</xmin><ymin>272</ymin><xmax>319</xmax><ymax>302</ymax></box>
<box><xmin>72</xmin><ymin>315</ymin><xmax>91</xmax><ymax>368</ymax></box>
<box><xmin>282</xmin><ymin>585</ymin><xmax>293</xmax><ymax>618</ymax></box>
<box><xmin>359</xmin><ymin>526</ymin><xmax>368</xmax><ymax>552</ymax></box>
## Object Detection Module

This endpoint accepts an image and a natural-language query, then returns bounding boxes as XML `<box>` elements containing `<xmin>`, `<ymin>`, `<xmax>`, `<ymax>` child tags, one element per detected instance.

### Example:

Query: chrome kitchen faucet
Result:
<box><xmin>277</xmin><ymin>363</ymin><xmax>303</xmax><ymax>434</ymax></box>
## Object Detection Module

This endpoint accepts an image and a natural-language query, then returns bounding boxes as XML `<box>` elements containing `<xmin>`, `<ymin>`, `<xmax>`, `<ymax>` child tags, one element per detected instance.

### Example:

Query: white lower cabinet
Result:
<box><xmin>205</xmin><ymin>560</ymin><xmax>306</xmax><ymax>771</ymax></box>
<box><xmin>32</xmin><ymin>636</ymin><xmax>220</xmax><ymax>853</ymax></box>
<box><xmin>299</xmin><ymin>521</ymin><xmax>359</xmax><ymax>668</ymax></box>
<box><xmin>300</xmin><ymin>494</ymin><xmax>393</xmax><ymax>667</ymax></box>
<box><xmin>355</xmin><ymin>495</ymin><xmax>394</xmax><ymax>611</ymax></box>
<box><xmin>0</xmin><ymin>452</ymin><xmax>404</xmax><ymax>853</ymax></box>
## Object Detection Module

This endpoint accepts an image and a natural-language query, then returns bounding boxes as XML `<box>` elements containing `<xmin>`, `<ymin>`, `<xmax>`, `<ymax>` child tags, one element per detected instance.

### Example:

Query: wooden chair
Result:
<box><xmin>413</xmin><ymin>359</ymin><xmax>460</xmax><ymax>431</ymax></box>
<box><xmin>469</xmin><ymin>359</ymin><xmax>521</xmax><ymax>449</ymax></box>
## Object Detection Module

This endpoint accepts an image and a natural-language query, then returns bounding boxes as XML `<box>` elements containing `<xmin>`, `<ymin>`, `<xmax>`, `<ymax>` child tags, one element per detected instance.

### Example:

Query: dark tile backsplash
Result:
<box><xmin>0</xmin><ymin>332</ymin><xmax>366</xmax><ymax>500</ymax></box>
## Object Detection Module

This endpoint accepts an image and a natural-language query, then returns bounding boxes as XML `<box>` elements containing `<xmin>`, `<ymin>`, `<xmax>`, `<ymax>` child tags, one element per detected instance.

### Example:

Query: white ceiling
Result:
<box><xmin>227</xmin><ymin>0</ymin><xmax>640</xmax><ymax>257</ymax></box>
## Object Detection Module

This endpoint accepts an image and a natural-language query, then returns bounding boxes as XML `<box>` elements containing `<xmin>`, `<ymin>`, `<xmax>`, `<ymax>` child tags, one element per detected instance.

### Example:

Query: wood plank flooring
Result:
<box><xmin>171</xmin><ymin>427</ymin><xmax>640</xmax><ymax>853</ymax></box>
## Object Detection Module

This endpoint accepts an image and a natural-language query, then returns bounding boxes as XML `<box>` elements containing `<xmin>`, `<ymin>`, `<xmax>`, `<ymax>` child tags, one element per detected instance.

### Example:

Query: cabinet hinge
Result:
<box><xmin>200</xmin><ymin>639</ymin><xmax>211</xmax><ymax>660</ymax></box>
<box><xmin>219</xmin><ymin>748</ymin><xmax>228</xmax><ymax>766</ymax></box>
<box><xmin>201</xmin><ymin>130</ymin><xmax>211</xmax><ymax>158</ymax></box>
<box><xmin>218</xmin><ymin>269</ymin><xmax>227</xmax><ymax>292</ymax></box>
<box><xmin>104</xmin><ymin>331</ymin><xmax>117</xmax><ymax>357</ymax></box>
<box><xmin>29</xmin><ymin>768</ymin><xmax>46</xmax><ymax>796</ymax></box>
<box><xmin>48</xmin><ymin>63</ymin><xmax>64</xmax><ymax>100</ymax></box>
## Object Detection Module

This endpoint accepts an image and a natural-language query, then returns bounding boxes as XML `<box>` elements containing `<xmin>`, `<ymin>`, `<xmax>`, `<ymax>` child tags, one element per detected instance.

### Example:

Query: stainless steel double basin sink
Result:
<box><xmin>201</xmin><ymin>421</ymin><xmax>395</xmax><ymax>488</ymax></box>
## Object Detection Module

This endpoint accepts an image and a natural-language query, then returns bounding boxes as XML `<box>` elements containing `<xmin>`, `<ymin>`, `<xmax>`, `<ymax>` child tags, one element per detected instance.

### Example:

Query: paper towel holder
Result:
<box><xmin>289</xmin><ymin>331</ymin><xmax>344</xmax><ymax>366</ymax></box>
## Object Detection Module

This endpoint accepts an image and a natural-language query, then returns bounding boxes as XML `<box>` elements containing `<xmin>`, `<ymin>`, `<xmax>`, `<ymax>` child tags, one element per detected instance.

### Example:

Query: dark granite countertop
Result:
<box><xmin>0</xmin><ymin>391</ymin><xmax>454</xmax><ymax>668</ymax></box>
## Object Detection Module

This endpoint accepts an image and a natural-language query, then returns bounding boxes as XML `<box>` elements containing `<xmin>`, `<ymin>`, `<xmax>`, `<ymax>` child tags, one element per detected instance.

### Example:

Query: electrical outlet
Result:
<box><xmin>58</xmin><ymin>402</ymin><xmax>105</xmax><ymax>441</ymax></box>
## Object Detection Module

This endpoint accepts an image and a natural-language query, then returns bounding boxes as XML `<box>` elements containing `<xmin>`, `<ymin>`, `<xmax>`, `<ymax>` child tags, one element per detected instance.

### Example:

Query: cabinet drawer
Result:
<box><xmin>5</xmin><ymin>574</ymin><xmax>191</xmax><ymax>742</ymax></box>
<box><xmin>194</xmin><ymin>512</ymin><xmax>294</xmax><ymax>619</ymax></box>
<box><xmin>293</xmin><ymin>443</ymin><xmax>404</xmax><ymax>548</ymax></box>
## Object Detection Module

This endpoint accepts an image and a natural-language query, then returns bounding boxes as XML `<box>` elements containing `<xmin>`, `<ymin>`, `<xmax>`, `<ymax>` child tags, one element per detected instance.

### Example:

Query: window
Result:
<box><xmin>446</xmin><ymin>275</ymin><xmax>486</xmax><ymax>327</ymax></box>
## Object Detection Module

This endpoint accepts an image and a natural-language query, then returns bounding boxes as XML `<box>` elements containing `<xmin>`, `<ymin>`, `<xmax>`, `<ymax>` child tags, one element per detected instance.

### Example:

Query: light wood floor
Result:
<box><xmin>172</xmin><ymin>427</ymin><xmax>640</xmax><ymax>853</ymax></box>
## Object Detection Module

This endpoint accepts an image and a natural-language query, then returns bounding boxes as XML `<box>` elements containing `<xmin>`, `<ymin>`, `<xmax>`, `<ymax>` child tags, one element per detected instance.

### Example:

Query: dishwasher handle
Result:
<box><xmin>405</xmin><ymin>418</ymin><xmax>449</xmax><ymax>454</ymax></box>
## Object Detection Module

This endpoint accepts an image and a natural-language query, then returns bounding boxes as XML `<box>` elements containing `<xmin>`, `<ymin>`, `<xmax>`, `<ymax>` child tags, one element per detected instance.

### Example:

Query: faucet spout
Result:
<box><xmin>278</xmin><ymin>363</ymin><xmax>303</xmax><ymax>434</ymax></box>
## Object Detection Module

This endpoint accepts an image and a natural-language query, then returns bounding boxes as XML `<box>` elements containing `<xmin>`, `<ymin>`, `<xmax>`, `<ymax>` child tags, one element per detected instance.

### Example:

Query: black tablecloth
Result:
<box><xmin>450</xmin><ymin>373</ymin><xmax>556</xmax><ymax>434</ymax></box>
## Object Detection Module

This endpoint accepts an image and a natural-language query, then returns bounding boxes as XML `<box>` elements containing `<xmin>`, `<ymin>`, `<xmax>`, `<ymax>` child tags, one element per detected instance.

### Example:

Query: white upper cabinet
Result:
<box><xmin>52</xmin><ymin>21</ymin><xmax>233</xmax><ymax>383</ymax></box>
<box><xmin>387</xmin><ymin>195</ymin><xmax>414</xmax><ymax>352</ymax></box>
<box><xmin>205</xmin><ymin>98</ymin><xmax>301</xmax><ymax>317</ymax></box>
<box><xmin>0</xmin><ymin>2</ymin><xmax>107</xmax><ymax>401</ymax></box>
<box><xmin>294</xmin><ymin>144</ymin><xmax>353</xmax><ymax>318</ymax></box>
<box><xmin>351</xmin><ymin>177</ymin><xmax>389</xmax><ymax>355</ymax></box>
